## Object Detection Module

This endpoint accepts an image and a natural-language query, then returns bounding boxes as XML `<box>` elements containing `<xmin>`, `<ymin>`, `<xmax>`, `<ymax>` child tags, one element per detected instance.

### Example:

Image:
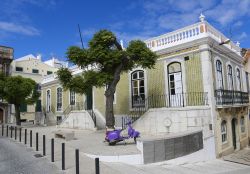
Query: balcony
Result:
<box><xmin>215</xmin><ymin>89</ymin><xmax>249</xmax><ymax>107</ymax></box>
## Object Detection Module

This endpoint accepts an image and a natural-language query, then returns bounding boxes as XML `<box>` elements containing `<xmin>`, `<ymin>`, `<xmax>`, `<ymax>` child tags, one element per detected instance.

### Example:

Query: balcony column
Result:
<box><xmin>200</xmin><ymin>44</ymin><xmax>217</xmax><ymax>157</ymax></box>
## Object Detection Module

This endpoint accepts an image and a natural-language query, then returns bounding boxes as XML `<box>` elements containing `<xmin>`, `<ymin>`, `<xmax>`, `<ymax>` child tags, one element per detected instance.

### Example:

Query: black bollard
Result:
<box><xmin>95</xmin><ymin>158</ymin><xmax>100</xmax><ymax>174</ymax></box>
<box><xmin>36</xmin><ymin>132</ymin><xmax>38</xmax><ymax>151</ymax></box>
<box><xmin>6</xmin><ymin>125</ymin><xmax>8</xmax><ymax>137</ymax></box>
<box><xmin>30</xmin><ymin>130</ymin><xmax>32</xmax><ymax>147</ymax></box>
<box><xmin>19</xmin><ymin>128</ymin><xmax>22</xmax><ymax>142</ymax></box>
<box><xmin>75</xmin><ymin>149</ymin><xmax>79</xmax><ymax>174</ymax></box>
<box><xmin>11</xmin><ymin>126</ymin><xmax>13</xmax><ymax>138</ymax></box>
<box><xmin>2</xmin><ymin>124</ymin><xmax>4</xmax><ymax>136</ymax></box>
<box><xmin>43</xmin><ymin>135</ymin><xmax>46</xmax><ymax>156</ymax></box>
<box><xmin>15</xmin><ymin>127</ymin><xmax>17</xmax><ymax>140</ymax></box>
<box><xmin>51</xmin><ymin>138</ymin><xmax>54</xmax><ymax>162</ymax></box>
<box><xmin>25</xmin><ymin>129</ymin><xmax>27</xmax><ymax>144</ymax></box>
<box><xmin>62</xmin><ymin>143</ymin><xmax>65</xmax><ymax>170</ymax></box>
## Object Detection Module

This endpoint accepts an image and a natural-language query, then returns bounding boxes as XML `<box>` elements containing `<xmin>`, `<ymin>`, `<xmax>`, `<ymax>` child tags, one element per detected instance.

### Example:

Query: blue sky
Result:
<box><xmin>0</xmin><ymin>0</ymin><xmax>250</xmax><ymax>61</ymax></box>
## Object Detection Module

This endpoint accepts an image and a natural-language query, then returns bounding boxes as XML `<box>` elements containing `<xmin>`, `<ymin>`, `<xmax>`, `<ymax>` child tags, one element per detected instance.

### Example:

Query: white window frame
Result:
<box><xmin>236</xmin><ymin>67</ymin><xmax>241</xmax><ymax>91</ymax></box>
<box><xmin>56</xmin><ymin>87</ymin><xmax>63</xmax><ymax>112</ymax></box>
<box><xmin>226</xmin><ymin>64</ymin><xmax>234</xmax><ymax>91</ymax></box>
<box><xmin>131</xmin><ymin>70</ymin><xmax>145</xmax><ymax>107</ymax></box>
<box><xmin>69</xmin><ymin>90</ymin><xmax>76</xmax><ymax>106</ymax></box>
<box><xmin>128</xmin><ymin>67</ymin><xmax>147</xmax><ymax>110</ymax></box>
<box><xmin>221</xmin><ymin>120</ymin><xmax>227</xmax><ymax>143</ymax></box>
<box><xmin>216</xmin><ymin>59</ymin><xmax>224</xmax><ymax>89</ymax></box>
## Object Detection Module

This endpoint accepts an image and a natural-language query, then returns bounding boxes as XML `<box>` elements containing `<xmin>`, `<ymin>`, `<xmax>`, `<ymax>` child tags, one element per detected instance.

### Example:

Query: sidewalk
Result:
<box><xmin>1</xmin><ymin>125</ymin><xmax>250</xmax><ymax>174</ymax></box>
<box><xmin>224</xmin><ymin>148</ymin><xmax>250</xmax><ymax>166</ymax></box>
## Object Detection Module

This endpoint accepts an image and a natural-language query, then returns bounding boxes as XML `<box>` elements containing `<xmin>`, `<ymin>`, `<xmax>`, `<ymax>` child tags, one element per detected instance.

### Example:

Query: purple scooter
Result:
<box><xmin>105</xmin><ymin>121</ymin><xmax>140</xmax><ymax>146</ymax></box>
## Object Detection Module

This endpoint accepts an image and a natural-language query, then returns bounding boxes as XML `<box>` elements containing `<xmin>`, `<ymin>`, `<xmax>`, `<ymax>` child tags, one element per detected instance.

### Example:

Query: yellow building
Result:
<box><xmin>10</xmin><ymin>54</ymin><xmax>67</xmax><ymax>123</ymax></box>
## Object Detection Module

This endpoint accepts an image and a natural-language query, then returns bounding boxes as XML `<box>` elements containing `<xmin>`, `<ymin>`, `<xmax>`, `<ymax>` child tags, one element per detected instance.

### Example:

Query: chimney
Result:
<box><xmin>37</xmin><ymin>54</ymin><xmax>42</xmax><ymax>61</ymax></box>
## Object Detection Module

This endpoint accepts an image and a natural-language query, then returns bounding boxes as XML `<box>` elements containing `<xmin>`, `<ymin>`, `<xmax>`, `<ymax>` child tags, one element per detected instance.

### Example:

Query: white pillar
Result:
<box><xmin>200</xmin><ymin>44</ymin><xmax>217</xmax><ymax>158</ymax></box>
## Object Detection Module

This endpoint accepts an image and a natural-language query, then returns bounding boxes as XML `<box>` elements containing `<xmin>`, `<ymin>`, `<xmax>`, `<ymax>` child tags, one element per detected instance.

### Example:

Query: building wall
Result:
<box><xmin>215</xmin><ymin>108</ymin><xmax>248</xmax><ymax>157</ymax></box>
<box><xmin>11</xmin><ymin>58</ymin><xmax>57</xmax><ymax>81</ymax></box>
<box><xmin>185</xmin><ymin>52</ymin><xmax>203</xmax><ymax>93</ymax></box>
<box><xmin>93</xmin><ymin>72</ymin><xmax>130</xmax><ymax>118</ymax></box>
<box><xmin>11</xmin><ymin>58</ymin><xmax>58</xmax><ymax>122</ymax></box>
<box><xmin>42</xmin><ymin>83</ymin><xmax>85</xmax><ymax>118</ymax></box>
<box><xmin>147</xmin><ymin>60</ymin><xmax>165</xmax><ymax>96</ymax></box>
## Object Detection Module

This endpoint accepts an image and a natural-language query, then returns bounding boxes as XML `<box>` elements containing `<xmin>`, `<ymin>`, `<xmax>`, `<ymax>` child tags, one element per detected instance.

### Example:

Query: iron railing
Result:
<box><xmin>60</xmin><ymin>101</ymin><xmax>97</xmax><ymax>127</ymax></box>
<box><xmin>122</xmin><ymin>92</ymin><xmax>208</xmax><ymax>129</ymax></box>
<box><xmin>215</xmin><ymin>89</ymin><xmax>249</xmax><ymax>106</ymax></box>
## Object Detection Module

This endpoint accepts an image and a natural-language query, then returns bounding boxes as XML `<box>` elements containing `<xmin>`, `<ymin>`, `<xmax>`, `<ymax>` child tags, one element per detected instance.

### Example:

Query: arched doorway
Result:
<box><xmin>0</xmin><ymin>108</ymin><xmax>3</xmax><ymax>124</ymax></box>
<box><xmin>231</xmin><ymin>118</ymin><xmax>238</xmax><ymax>150</ymax></box>
<box><xmin>167</xmin><ymin>62</ymin><xmax>183</xmax><ymax>107</ymax></box>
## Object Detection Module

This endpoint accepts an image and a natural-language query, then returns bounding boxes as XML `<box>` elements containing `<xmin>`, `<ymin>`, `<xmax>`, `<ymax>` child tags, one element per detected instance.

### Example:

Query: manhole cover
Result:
<box><xmin>34</xmin><ymin>154</ymin><xmax>43</xmax><ymax>158</ymax></box>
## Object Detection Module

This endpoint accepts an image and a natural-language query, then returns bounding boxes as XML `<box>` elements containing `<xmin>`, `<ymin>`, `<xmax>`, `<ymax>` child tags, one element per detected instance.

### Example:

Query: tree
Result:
<box><xmin>57</xmin><ymin>30</ymin><xmax>157</xmax><ymax>129</ymax></box>
<box><xmin>0</xmin><ymin>74</ymin><xmax>40</xmax><ymax>125</ymax></box>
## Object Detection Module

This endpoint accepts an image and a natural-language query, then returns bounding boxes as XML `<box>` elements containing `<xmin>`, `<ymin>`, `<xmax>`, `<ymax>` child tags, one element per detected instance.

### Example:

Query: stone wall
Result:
<box><xmin>133</xmin><ymin>106</ymin><xmax>212</xmax><ymax>138</ymax></box>
<box><xmin>141</xmin><ymin>131</ymin><xmax>203</xmax><ymax>164</ymax></box>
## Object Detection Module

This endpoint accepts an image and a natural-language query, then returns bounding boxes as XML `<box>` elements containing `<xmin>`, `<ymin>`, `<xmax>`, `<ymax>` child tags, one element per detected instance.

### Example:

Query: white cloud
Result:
<box><xmin>206</xmin><ymin>0</ymin><xmax>250</xmax><ymax>26</ymax></box>
<box><xmin>238</xmin><ymin>32</ymin><xmax>248</xmax><ymax>40</ymax></box>
<box><xmin>0</xmin><ymin>21</ymin><xmax>40</xmax><ymax>36</ymax></box>
<box><xmin>81</xmin><ymin>28</ymin><xmax>97</xmax><ymax>38</ymax></box>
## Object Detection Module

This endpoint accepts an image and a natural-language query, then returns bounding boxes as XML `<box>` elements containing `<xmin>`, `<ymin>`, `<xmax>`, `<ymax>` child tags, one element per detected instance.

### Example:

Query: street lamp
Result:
<box><xmin>219</xmin><ymin>39</ymin><xmax>230</xmax><ymax>45</ymax></box>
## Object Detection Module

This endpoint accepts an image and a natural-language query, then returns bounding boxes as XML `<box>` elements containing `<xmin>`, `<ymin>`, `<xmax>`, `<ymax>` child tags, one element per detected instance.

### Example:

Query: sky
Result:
<box><xmin>0</xmin><ymin>0</ymin><xmax>250</xmax><ymax>61</ymax></box>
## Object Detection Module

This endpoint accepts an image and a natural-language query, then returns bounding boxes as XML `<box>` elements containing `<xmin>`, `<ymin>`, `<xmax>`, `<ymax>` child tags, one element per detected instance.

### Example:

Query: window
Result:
<box><xmin>32</xmin><ymin>69</ymin><xmax>39</xmax><ymax>74</ymax></box>
<box><xmin>46</xmin><ymin>90</ymin><xmax>51</xmax><ymax>112</ymax></box>
<box><xmin>240</xmin><ymin>116</ymin><xmax>245</xmax><ymax>133</ymax></box>
<box><xmin>47</xmin><ymin>71</ymin><xmax>53</xmax><ymax>75</ymax></box>
<box><xmin>216</xmin><ymin>60</ymin><xmax>223</xmax><ymax>89</ymax></box>
<box><xmin>227</xmin><ymin>65</ymin><xmax>233</xmax><ymax>90</ymax></box>
<box><xmin>16</xmin><ymin>67</ymin><xmax>23</xmax><ymax>72</ymax></box>
<box><xmin>221</xmin><ymin>120</ymin><xmax>227</xmax><ymax>143</ymax></box>
<box><xmin>69</xmin><ymin>90</ymin><xmax>76</xmax><ymax>105</ymax></box>
<box><xmin>131</xmin><ymin>70</ymin><xmax>145</xmax><ymax>107</ymax></box>
<box><xmin>236</xmin><ymin>68</ymin><xmax>241</xmax><ymax>91</ymax></box>
<box><xmin>57</xmin><ymin>87</ymin><xmax>63</xmax><ymax>111</ymax></box>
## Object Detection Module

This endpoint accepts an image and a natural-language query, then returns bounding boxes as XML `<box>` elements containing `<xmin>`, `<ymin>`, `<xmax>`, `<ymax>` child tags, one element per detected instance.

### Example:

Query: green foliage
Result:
<box><xmin>58</xmin><ymin>29</ymin><xmax>157</xmax><ymax>128</ymax></box>
<box><xmin>58</xmin><ymin>29</ymin><xmax>157</xmax><ymax>94</ymax></box>
<box><xmin>0</xmin><ymin>75</ymin><xmax>40</xmax><ymax>105</ymax></box>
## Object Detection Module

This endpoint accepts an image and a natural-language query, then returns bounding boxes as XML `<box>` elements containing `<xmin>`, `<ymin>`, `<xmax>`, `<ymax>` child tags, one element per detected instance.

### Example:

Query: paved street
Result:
<box><xmin>0</xmin><ymin>136</ymin><xmax>61</xmax><ymax>174</ymax></box>
<box><xmin>1</xmin><ymin>126</ymin><xmax>250</xmax><ymax>174</ymax></box>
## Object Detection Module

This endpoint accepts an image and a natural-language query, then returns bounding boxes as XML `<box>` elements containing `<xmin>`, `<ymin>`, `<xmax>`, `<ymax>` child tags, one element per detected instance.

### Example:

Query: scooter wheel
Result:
<box><xmin>109</xmin><ymin>141</ymin><xmax>117</xmax><ymax>146</ymax></box>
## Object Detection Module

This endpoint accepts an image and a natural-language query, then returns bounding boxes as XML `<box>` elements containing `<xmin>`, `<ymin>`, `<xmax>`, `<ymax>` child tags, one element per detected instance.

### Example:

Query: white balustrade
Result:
<box><xmin>145</xmin><ymin>21</ymin><xmax>241</xmax><ymax>56</ymax></box>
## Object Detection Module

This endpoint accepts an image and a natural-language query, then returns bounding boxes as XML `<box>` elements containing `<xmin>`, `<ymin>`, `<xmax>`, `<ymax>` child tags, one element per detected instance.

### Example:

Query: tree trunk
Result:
<box><xmin>105</xmin><ymin>63</ymin><xmax>124</xmax><ymax>129</ymax></box>
<box><xmin>105</xmin><ymin>92</ymin><xmax>115</xmax><ymax>128</ymax></box>
<box><xmin>105</xmin><ymin>41</ymin><xmax>128</xmax><ymax>129</ymax></box>
<box><xmin>14</xmin><ymin>104</ymin><xmax>21</xmax><ymax>126</ymax></box>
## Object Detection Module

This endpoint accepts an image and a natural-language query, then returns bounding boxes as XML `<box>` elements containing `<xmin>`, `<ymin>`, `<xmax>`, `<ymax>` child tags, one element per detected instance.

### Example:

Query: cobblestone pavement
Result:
<box><xmin>224</xmin><ymin>148</ymin><xmax>250</xmax><ymax>165</ymax></box>
<box><xmin>0</xmin><ymin>136</ymin><xmax>61</xmax><ymax>174</ymax></box>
